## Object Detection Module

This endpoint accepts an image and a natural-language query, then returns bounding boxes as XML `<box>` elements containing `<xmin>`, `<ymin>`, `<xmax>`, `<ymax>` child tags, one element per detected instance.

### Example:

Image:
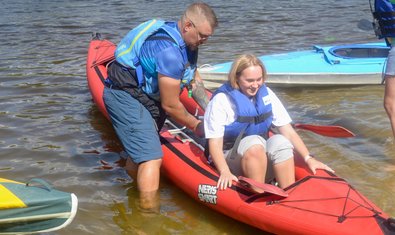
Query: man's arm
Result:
<box><xmin>191</xmin><ymin>70</ymin><xmax>210</xmax><ymax>110</ymax></box>
<box><xmin>159</xmin><ymin>73</ymin><xmax>201</xmax><ymax>131</ymax></box>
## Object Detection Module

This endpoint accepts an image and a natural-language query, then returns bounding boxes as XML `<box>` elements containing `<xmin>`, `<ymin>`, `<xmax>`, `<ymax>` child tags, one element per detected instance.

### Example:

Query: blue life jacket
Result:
<box><xmin>115</xmin><ymin>19</ymin><xmax>194</xmax><ymax>89</ymax></box>
<box><xmin>213</xmin><ymin>82</ymin><xmax>273</xmax><ymax>143</ymax></box>
<box><xmin>373</xmin><ymin>0</ymin><xmax>395</xmax><ymax>38</ymax></box>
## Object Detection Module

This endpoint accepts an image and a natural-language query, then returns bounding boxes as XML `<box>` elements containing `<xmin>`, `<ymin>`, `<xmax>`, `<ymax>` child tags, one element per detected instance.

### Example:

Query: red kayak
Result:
<box><xmin>86</xmin><ymin>34</ymin><xmax>395</xmax><ymax>235</ymax></box>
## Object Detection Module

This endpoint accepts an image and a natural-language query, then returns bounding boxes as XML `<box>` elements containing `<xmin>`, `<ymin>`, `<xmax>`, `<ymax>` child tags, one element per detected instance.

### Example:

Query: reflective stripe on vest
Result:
<box><xmin>114</xmin><ymin>19</ymin><xmax>192</xmax><ymax>87</ymax></box>
<box><xmin>116</xmin><ymin>19</ymin><xmax>158</xmax><ymax>59</ymax></box>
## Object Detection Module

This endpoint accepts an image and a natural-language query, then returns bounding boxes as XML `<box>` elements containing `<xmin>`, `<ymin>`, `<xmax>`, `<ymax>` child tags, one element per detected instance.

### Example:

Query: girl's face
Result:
<box><xmin>237</xmin><ymin>65</ymin><xmax>264</xmax><ymax>97</ymax></box>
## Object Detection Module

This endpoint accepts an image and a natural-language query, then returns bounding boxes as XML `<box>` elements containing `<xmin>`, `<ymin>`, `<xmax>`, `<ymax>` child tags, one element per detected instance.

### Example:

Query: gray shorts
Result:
<box><xmin>224</xmin><ymin>134</ymin><xmax>293</xmax><ymax>183</ymax></box>
<box><xmin>385</xmin><ymin>46</ymin><xmax>395</xmax><ymax>76</ymax></box>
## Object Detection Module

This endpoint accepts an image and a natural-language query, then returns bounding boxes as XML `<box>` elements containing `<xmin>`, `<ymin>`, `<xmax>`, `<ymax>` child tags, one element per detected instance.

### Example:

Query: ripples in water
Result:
<box><xmin>0</xmin><ymin>0</ymin><xmax>393</xmax><ymax>234</ymax></box>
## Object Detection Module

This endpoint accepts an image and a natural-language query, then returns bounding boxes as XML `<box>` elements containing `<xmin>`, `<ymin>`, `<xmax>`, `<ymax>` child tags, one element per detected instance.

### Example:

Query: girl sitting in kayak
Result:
<box><xmin>203</xmin><ymin>54</ymin><xmax>334</xmax><ymax>191</ymax></box>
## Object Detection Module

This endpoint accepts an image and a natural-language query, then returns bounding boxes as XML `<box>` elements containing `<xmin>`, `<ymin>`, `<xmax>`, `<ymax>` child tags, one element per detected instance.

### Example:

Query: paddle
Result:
<box><xmin>293</xmin><ymin>123</ymin><xmax>355</xmax><ymax>138</ymax></box>
<box><xmin>188</xmin><ymin>90</ymin><xmax>355</xmax><ymax>138</ymax></box>
<box><xmin>238</xmin><ymin>176</ymin><xmax>288</xmax><ymax>198</ymax></box>
<box><xmin>194</xmin><ymin>118</ymin><xmax>355</xmax><ymax>138</ymax></box>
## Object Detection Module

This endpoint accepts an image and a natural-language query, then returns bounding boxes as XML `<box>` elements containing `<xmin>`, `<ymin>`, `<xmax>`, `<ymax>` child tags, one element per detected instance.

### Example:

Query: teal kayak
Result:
<box><xmin>199</xmin><ymin>42</ymin><xmax>389</xmax><ymax>88</ymax></box>
<box><xmin>0</xmin><ymin>178</ymin><xmax>78</xmax><ymax>234</ymax></box>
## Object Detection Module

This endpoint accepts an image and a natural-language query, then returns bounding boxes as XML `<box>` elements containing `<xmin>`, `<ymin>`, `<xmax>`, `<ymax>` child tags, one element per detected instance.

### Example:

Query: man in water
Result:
<box><xmin>103</xmin><ymin>2</ymin><xmax>218</xmax><ymax>209</ymax></box>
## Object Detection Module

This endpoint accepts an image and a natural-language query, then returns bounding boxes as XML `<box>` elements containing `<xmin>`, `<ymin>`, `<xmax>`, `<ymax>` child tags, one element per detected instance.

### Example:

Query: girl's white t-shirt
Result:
<box><xmin>204</xmin><ymin>87</ymin><xmax>292</xmax><ymax>139</ymax></box>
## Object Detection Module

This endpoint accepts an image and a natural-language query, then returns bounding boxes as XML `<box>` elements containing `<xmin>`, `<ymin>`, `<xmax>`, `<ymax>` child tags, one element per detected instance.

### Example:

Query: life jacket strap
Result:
<box><xmin>228</xmin><ymin>125</ymin><xmax>248</xmax><ymax>160</ymax></box>
<box><xmin>373</xmin><ymin>11</ymin><xmax>395</xmax><ymax>38</ymax></box>
<box><xmin>373</xmin><ymin>11</ymin><xmax>395</xmax><ymax>18</ymax></box>
<box><xmin>236</xmin><ymin>111</ymin><xmax>273</xmax><ymax>124</ymax></box>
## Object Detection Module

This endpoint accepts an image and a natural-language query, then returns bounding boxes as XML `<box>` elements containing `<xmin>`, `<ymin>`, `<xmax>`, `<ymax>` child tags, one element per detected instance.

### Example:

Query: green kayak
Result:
<box><xmin>0</xmin><ymin>178</ymin><xmax>78</xmax><ymax>234</ymax></box>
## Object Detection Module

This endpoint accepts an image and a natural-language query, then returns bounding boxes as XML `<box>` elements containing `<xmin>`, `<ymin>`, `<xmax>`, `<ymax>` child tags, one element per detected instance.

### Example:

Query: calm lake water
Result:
<box><xmin>0</xmin><ymin>0</ymin><xmax>394</xmax><ymax>234</ymax></box>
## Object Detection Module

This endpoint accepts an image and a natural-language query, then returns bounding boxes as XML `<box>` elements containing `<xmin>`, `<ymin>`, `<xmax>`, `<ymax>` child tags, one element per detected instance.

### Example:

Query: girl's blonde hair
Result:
<box><xmin>228</xmin><ymin>54</ymin><xmax>267</xmax><ymax>89</ymax></box>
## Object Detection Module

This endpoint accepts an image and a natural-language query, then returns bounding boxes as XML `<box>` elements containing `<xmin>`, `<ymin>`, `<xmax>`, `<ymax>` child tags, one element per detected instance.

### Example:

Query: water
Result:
<box><xmin>1</xmin><ymin>0</ymin><xmax>394</xmax><ymax>234</ymax></box>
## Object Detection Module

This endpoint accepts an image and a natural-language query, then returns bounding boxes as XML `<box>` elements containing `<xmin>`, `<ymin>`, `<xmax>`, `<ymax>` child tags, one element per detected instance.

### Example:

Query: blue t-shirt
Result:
<box><xmin>139</xmin><ymin>22</ymin><xmax>198</xmax><ymax>97</ymax></box>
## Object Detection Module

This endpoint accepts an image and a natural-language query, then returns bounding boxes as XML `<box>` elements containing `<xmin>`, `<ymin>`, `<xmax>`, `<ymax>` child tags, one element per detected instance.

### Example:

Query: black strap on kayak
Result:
<box><xmin>94</xmin><ymin>66</ymin><xmax>106</xmax><ymax>85</ymax></box>
<box><xmin>160</xmin><ymin>135</ymin><xmax>254</xmax><ymax>197</ymax></box>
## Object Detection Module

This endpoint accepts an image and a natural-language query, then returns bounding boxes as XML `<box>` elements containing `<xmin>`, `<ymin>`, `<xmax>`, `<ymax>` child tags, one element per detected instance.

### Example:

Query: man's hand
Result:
<box><xmin>194</xmin><ymin>120</ymin><xmax>205</xmax><ymax>137</ymax></box>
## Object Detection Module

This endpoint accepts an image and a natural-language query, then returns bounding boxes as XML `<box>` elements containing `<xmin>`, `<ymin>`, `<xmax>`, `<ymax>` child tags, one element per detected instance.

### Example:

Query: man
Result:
<box><xmin>103</xmin><ymin>2</ymin><xmax>218</xmax><ymax>209</ymax></box>
<box><xmin>372</xmin><ymin>0</ymin><xmax>395</xmax><ymax>138</ymax></box>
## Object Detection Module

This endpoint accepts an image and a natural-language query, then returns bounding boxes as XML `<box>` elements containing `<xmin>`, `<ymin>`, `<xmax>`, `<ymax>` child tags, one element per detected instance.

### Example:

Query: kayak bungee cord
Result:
<box><xmin>249</xmin><ymin>174</ymin><xmax>389</xmax><ymax>224</ymax></box>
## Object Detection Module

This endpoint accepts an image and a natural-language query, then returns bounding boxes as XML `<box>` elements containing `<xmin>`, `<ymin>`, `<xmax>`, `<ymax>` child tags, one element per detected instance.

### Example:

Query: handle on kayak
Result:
<box><xmin>26</xmin><ymin>178</ymin><xmax>53</xmax><ymax>191</ymax></box>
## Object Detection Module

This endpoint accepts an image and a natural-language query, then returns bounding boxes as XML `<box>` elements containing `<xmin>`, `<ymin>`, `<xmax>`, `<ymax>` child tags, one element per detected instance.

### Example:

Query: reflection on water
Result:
<box><xmin>111</xmin><ymin>187</ymin><xmax>207</xmax><ymax>235</ymax></box>
<box><xmin>0</xmin><ymin>0</ymin><xmax>394</xmax><ymax>234</ymax></box>
<box><xmin>111</xmin><ymin>182</ymin><xmax>266</xmax><ymax>235</ymax></box>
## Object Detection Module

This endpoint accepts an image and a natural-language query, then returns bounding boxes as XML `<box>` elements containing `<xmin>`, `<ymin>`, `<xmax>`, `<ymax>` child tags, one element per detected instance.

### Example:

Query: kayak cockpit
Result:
<box><xmin>314</xmin><ymin>43</ymin><xmax>390</xmax><ymax>65</ymax></box>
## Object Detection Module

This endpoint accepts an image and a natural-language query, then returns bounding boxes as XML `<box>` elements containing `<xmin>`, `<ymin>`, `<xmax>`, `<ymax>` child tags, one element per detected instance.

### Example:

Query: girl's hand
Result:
<box><xmin>217</xmin><ymin>169</ymin><xmax>238</xmax><ymax>190</ymax></box>
<box><xmin>306</xmin><ymin>157</ymin><xmax>335</xmax><ymax>174</ymax></box>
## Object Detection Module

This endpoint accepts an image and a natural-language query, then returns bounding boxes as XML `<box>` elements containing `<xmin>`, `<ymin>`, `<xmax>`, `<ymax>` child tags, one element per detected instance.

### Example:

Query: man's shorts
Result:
<box><xmin>103</xmin><ymin>87</ymin><xmax>163</xmax><ymax>164</ymax></box>
<box><xmin>385</xmin><ymin>46</ymin><xmax>395</xmax><ymax>76</ymax></box>
<box><xmin>225</xmin><ymin>134</ymin><xmax>293</xmax><ymax>183</ymax></box>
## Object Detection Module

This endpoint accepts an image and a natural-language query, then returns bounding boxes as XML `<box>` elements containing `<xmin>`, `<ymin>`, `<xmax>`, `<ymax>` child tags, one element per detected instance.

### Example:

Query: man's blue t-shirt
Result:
<box><xmin>139</xmin><ymin>22</ymin><xmax>198</xmax><ymax>98</ymax></box>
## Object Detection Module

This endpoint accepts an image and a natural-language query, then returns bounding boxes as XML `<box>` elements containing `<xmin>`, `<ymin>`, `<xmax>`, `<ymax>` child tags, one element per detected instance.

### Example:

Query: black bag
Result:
<box><xmin>107</xmin><ymin>61</ymin><xmax>167</xmax><ymax>130</ymax></box>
